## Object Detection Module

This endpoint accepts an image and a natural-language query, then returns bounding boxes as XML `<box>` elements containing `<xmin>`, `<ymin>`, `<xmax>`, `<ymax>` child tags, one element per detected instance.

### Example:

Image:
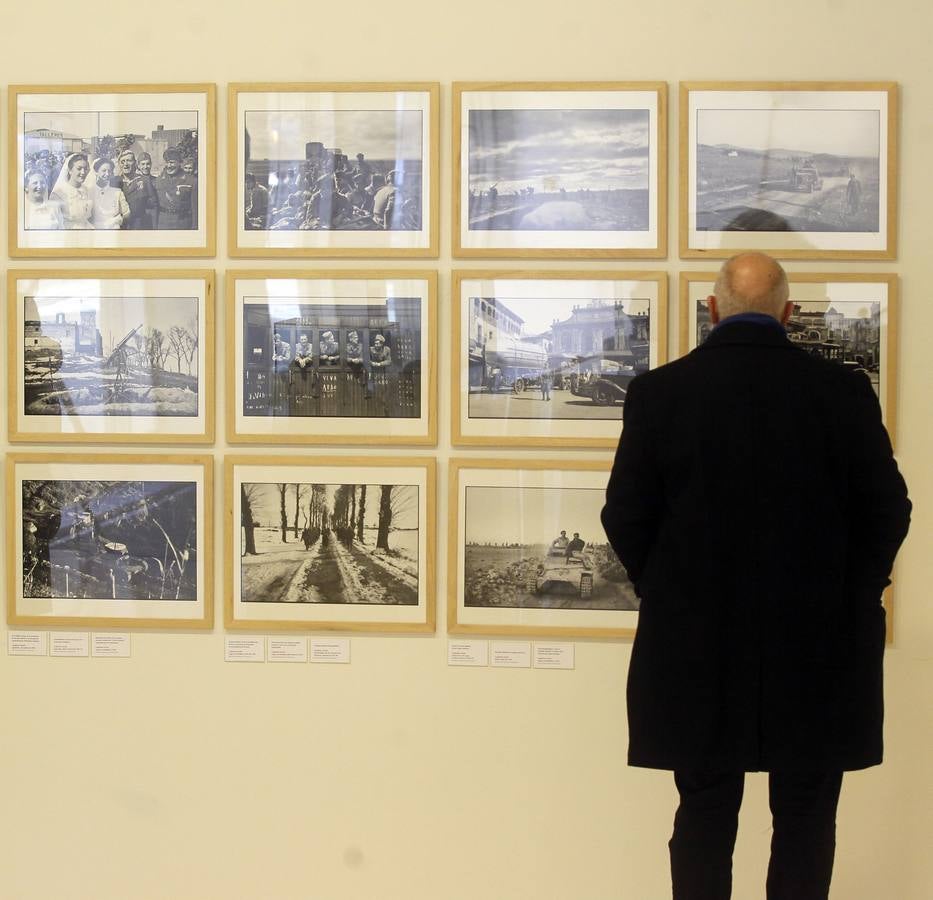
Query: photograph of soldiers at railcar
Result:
<box><xmin>467</xmin><ymin>296</ymin><xmax>651</xmax><ymax>418</ymax></box>
<box><xmin>694</xmin><ymin>297</ymin><xmax>883</xmax><ymax>395</ymax></box>
<box><xmin>694</xmin><ymin>108</ymin><xmax>880</xmax><ymax>233</ymax></box>
<box><xmin>467</xmin><ymin>108</ymin><xmax>650</xmax><ymax>232</ymax></box>
<box><xmin>240</xmin><ymin>481</ymin><xmax>419</xmax><ymax>605</ymax></box>
<box><xmin>242</xmin><ymin>297</ymin><xmax>422</xmax><ymax>419</ymax></box>
<box><xmin>23</xmin><ymin>478</ymin><xmax>198</xmax><ymax>601</ymax></box>
<box><xmin>24</xmin><ymin>110</ymin><xmax>199</xmax><ymax>231</ymax></box>
<box><xmin>463</xmin><ymin>485</ymin><xmax>637</xmax><ymax>611</ymax></box>
<box><xmin>243</xmin><ymin>110</ymin><xmax>423</xmax><ymax>231</ymax></box>
<box><xmin>23</xmin><ymin>296</ymin><xmax>199</xmax><ymax>418</ymax></box>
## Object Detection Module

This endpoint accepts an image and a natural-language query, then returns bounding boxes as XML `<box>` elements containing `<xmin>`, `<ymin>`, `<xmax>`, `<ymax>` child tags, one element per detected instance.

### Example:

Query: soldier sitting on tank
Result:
<box><xmin>551</xmin><ymin>530</ymin><xmax>569</xmax><ymax>551</ymax></box>
<box><xmin>565</xmin><ymin>532</ymin><xmax>586</xmax><ymax>560</ymax></box>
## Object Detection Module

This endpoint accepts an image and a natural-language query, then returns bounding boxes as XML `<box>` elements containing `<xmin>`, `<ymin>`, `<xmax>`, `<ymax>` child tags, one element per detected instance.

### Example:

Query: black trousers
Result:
<box><xmin>669</xmin><ymin>770</ymin><xmax>843</xmax><ymax>900</ymax></box>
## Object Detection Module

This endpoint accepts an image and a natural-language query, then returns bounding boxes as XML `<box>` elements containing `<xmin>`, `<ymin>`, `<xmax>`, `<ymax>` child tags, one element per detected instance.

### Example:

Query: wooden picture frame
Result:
<box><xmin>228</xmin><ymin>82</ymin><xmax>439</xmax><ymax>258</ymax></box>
<box><xmin>225</xmin><ymin>455</ymin><xmax>436</xmax><ymax>633</ymax></box>
<box><xmin>448</xmin><ymin>458</ymin><xmax>638</xmax><ymax>638</ymax></box>
<box><xmin>679</xmin><ymin>81</ymin><xmax>898</xmax><ymax>259</ymax></box>
<box><xmin>10</xmin><ymin>83</ymin><xmax>216</xmax><ymax>257</ymax></box>
<box><xmin>8</xmin><ymin>452</ymin><xmax>213</xmax><ymax>628</ymax></box>
<box><xmin>8</xmin><ymin>269</ymin><xmax>215</xmax><ymax>444</ymax></box>
<box><xmin>678</xmin><ymin>272</ymin><xmax>898</xmax><ymax>440</ymax></box>
<box><xmin>453</xmin><ymin>81</ymin><xmax>667</xmax><ymax>259</ymax></box>
<box><xmin>226</xmin><ymin>270</ymin><xmax>436</xmax><ymax>446</ymax></box>
<box><xmin>451</xmin><ymin>270</ymin><xmax>667</xmax><ymax>448</ymax></box>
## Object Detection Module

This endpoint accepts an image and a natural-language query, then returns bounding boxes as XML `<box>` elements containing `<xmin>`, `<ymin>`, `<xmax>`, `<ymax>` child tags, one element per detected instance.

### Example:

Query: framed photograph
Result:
<box><xmin>679</xmin><ymin>272</ymin><xmax>898</xmax><ymax>437</ymax></box>
<box><xmin>7</xmin><ymin>453</ymin><xmax>213</xmax><ymax>628</ymax></box>
<box><xmin>10</xmin><ymin>84</ymin><xmax>215</xmax><ymax>257</ymax></box>
<box><xmin>448</xmin><ymin>459</ymin><xmax>638</xmax><ymax>638</ymax></box>
<box><xmin>453</xmin><ymin>82</ymin><xmax>667</xmax><ymax>258</ymax></box>
<box><xmin>228</xmin><ymin>83</ymin><xmax>439</xmax><ymax>257</ymax></box>
<box><xmin>452</xmin><ymin>271</ymin><xmax>666</xmax><ymax>448</ymax></box>
<box><xmin>8</xmin><ymin>270</ymin><xmax>214</xmax><ymax>444</ymax></box>
<box><xmin>227</xmin><ymin>271</ymin><xmax>436</xmax><ymax>445</ymax></box>
<box><xmin>680</xmin><ymin>82</ymin><xmax>897</xmax><ymax>258</ymax></box>
<box><xmin>225</xmin><ymin>456</ymin><xmax>436</xmax><ymax>632</ymax></box>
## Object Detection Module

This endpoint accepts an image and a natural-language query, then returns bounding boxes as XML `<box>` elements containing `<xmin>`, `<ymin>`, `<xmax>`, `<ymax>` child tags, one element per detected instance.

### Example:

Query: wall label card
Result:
<box><xmin>91</xmin><ymin>634</ymin><xmax>131</xmax><ymax>658</ymax></box>
<box><xmin>448</xmin><ymin>639</ymin><xmax>489</xmax><ymax>667</ymax></box>
<box><xmin>310</xmin><ymin>638</ymin><xmax>350</xmax><ymax>664</ymax></box>
<box><xmin>534</xmin><ymin>643</ymin><xmax>575</xmax><ymax>669</ymax></box>
<box><xmin>8</xmin><ymin>631</ymin><xmax>48</xmax><ymax>656</ymax></box>
<box><xmin>491</xmin><ymin>641</ymin><xmax>532</xmax><ymax>668</ymax></box>
<box><xmin>269</xmin><ymin>637</ymin><xmax>309</xmax><ymax>663</ymax></box>
<box><xmin>225</xmin><ymin>636</ymin><xmax>265</xmax><ymax>662</ymax></box>
<box><xmin>50</xmin><ymin>633</ymin><xmax>89</xmax><ymax>657</ymax></box>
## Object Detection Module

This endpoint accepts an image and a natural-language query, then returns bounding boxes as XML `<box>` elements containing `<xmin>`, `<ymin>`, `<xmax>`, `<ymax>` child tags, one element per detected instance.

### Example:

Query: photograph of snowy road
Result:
<box><xmin>240</xmin><ymin>481</ymin><xmax>419</xmax><ymax>605</ymax></box>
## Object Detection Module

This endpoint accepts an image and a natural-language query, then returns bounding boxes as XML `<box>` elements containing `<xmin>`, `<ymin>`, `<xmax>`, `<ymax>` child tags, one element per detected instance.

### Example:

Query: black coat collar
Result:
<box><xmin>699</xmin><ymin>320</ymin><xmax>793</xmax><ymax>351</ymax></box>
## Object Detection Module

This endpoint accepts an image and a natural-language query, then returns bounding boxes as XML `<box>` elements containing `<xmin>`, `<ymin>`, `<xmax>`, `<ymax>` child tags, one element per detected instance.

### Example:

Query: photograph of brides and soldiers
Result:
<box><xmin>22</xmin><ymin>110</ymin><xmax>200</xmax><ymax>231</ymax></box>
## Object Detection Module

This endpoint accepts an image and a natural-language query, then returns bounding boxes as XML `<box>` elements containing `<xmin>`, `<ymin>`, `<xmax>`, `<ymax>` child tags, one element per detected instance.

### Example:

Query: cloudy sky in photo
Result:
<box><xmin>468</xmin><ymin>108</ymin><xmax>650</xmax><ymax>193</ymax></box>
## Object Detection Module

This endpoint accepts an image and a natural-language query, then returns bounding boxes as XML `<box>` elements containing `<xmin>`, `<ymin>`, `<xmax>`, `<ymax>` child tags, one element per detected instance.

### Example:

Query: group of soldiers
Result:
<box><xmin>245</xmin><ymin>151</ymin><xmax>419</xmax><ymax>231</ymax></box>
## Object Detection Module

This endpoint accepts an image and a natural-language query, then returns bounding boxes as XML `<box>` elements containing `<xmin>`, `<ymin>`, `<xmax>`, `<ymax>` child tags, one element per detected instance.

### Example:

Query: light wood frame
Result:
<box><xmin>7</xmin><ymin>452</ymin><xmax>214</xmax><ymax>629</ymax></box>
<box><xmin>678</xmin><ymin>271</ymin><xmax>899</xmax><ymax>442</ymax></box>
<box><xmin>225</xmin><ymin>455</ymin><xmax>436</xmax><ymax>633</ymax></box>
<box><xmin>448</xmin><ymin>458</ymin><xmax>638</xmax><ymax>638</ymax></box>
<box><xmin>9</xmin><ymin>83</ymin><xmax>216</xmax><ymax>258</ymax></box>
<box><xmin>452</xmin><ymin>81</ymin><xmax>667</xmax><ymax>259</ymax></box>
<box><xmin>679</xmin><ymin>81</ymin><xmax>898</xmax><ymax>259</ymax></box>
<box><xmin>225</xmin><ymin>269</ymin><xmax>437</xmax><ymax>445</ymax></box>
<box><xmin>228</xmin><ymin>82</ymin><xmax>440</xmax><ymax>258</ymax></box>
<box><xmin>8</xmin><ymin>269</ymin><xmax>215</xmax><ymax>444</ymax></box>
<box><xmin>451</xmin><ymin>269</ymin><xmax>668</xmax><ymax>448</ymax></box>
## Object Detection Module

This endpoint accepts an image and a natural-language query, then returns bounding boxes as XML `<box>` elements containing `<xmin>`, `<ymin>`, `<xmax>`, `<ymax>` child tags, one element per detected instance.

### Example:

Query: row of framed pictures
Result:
<box><xmin>11</xmin><ymin>80</ymin><xmax>897</xmax><ymax>259</ymax></box>
<box><xmin>9</xmin><ymin>270</ymin><xmax>898</xmax><ymax>448</ymax></box>
<box><xmin>10</xmin><ymin>454</ymin><xmax>631</xmax><ymax>638</ymax></box>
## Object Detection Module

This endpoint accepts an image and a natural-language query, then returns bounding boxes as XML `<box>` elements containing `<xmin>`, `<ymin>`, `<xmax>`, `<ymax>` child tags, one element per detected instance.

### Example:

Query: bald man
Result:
<box><xmin>602</xmin><ymin>253</ymin><xmax>910</xmax><ymax>900</ymax></box>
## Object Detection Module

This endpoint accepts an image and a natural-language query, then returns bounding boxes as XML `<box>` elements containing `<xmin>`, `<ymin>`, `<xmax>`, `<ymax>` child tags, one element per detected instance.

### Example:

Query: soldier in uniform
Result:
<box><xmin>113</xmin><ymin>149</ymin><xmax>157</xmax><ymax>230</ymax></box>
<box><xmin>156</xmin><ymin>148</ymin><xmax>196</xmax><ymax>230</ymax></box>
<box><xmin>136</xmin><ymin>153</ymin><xmax>159</xmax><ymax>228</ymax></box>
<box><xmin>319</xmin><ymin>330</ymin><xmax>340</xmax><ymax>366</ymax></box>
<box><xmin>292</xmin><ymin>334</ymin><xmax>319</xmax><ymax>403</ymax></box>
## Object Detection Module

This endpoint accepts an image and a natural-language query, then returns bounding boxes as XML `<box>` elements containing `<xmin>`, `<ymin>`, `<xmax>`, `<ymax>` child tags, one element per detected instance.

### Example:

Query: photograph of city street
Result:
<box><xmin>462</xmin><ymin>484</ymin><xmax>637</xmax><ymax>612</ymax></box>
<box><xmin>22</xmin><ymin>477</ymin><xmax>198</xmax><ymax>602</ymax></box>
<box><xmin>465</xmin><ymin>294</ymin><xmax>651</xmax><ymax>421</ymax></box>
<box><xmin>22</xmin><ymin>294</ymin><xmax>200</xmax><ymax>419</ymax></box>
<box><xmin>467</xmin><ymin>107</ymin><xmax>650</xmax><ymax>232</ymax></box>
<box><xmin>240</xmin><ymin>297</ymin><xmax>421</xmax><ymax>420</ymax></box>
<box><xmin>239</xmin><ymin>480</ymin><xmax>419</xmax><ymax>605</ymax></box>
<box><xmin>243</xmin><ymin>109</ymin><xmax>423</xmax><ymax>232</ymax></box>
<box><xmin>693</xmin><ymin>107</ymin><xmax>881</xmax><ymax>233</ymax></box>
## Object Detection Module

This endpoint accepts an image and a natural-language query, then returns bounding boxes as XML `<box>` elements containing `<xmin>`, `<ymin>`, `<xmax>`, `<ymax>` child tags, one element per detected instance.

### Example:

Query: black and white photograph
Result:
<box><xmin>455</xmin><ymin>84</ymin><xmax>665</xmax><ymax>257</ymax></box>
<box><xmin>229</xmin><ymin>273</ymin><xmax>435</xmax><ymax>445</ymax></box>
<box><xmin>453</xmin><ymin>273</ymin><xmax>665</xmax><ymax>447</ymax></box>
<box><xmin>9</xmin><ymin>272</ymin><xmax>214</xmax><ymax>442</ymax></box>
<box><xmin>230</xmin><ymin>85</ymin><xmax>438</xmax><ymax>256</ymax></box>
<box><xmin>681</xmin><ymin>84</ymin><xmax>896</xmax><ymax>258</ymax></box>
<box><xmin>8</xmin><ymin>455</ymin><xmax>212</xmax><ymax>627</ymax></box>
<box><xmin>449</xmin><ymin>461</ymin><xmax>639</xmax><ymax>637</ymax></box>
<box><xmin>227</xmin><ymin>458</ymin><xmax>435</xmax><ymax>631</ymax></box>
<box><xmin>11</xmin><ymin>85</ymin><xmax>215</xmax><ymax>256</ymax></box>
<box><xmin>680</xmin><ymin>273</ymin><xmax>896</xmax><ymax>430</ymax></box>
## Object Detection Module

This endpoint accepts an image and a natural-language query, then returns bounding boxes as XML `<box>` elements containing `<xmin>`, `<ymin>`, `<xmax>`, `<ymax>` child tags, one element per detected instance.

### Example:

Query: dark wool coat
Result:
<box><xmin>601</xmin><ymin>321</ymin><xmax>911</xmax><ymax>773</ymax></box>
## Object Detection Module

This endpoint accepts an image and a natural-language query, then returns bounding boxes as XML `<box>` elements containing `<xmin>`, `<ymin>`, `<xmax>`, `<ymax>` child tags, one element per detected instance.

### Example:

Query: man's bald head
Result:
<box><xmin>711</xmin><ymin>252</ymin><xmax>790</xmax><ymax>322</ymax></box>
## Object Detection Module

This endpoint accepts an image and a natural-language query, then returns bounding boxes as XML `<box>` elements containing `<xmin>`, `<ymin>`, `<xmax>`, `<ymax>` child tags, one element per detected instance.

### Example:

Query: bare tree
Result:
<box><xmin>241</xmin><ymin>484</ymin><xmax>259</xmax><ymax>555</ymax></box>
<box><xmin>168</xmin><ymin>326</ymin><xmax>187</xmax><ymax>373</ymax></box>
<box><xmin>376</xmin><ymin>485</ymin><xmax>393</xmax><ymax>550</ymax></box>
<box><xmin>356</xmin><ymin>484</ymin><xmax>367</xmax><ymax>543</ymax></box>
<box><xmin>276</xmin><ymin>483</ymin><xmax>288</xmax><ymax>542</ymax></box>
<box><xmin>292</xmin><ymin>483</ymin><xmax>309</xmax><ymax>538</ymax></box>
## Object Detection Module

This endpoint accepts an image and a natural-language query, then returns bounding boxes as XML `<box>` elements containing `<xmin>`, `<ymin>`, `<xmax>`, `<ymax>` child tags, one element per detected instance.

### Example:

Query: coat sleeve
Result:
<box><xmin>601</xmin><ymin>375</ymin><xmax>664</xmax><ymax>589</ymax></box>
<box><xmin>844</xmin><ymin>373</ymin><xmax>911</xmax><ymax>592</ymax></box>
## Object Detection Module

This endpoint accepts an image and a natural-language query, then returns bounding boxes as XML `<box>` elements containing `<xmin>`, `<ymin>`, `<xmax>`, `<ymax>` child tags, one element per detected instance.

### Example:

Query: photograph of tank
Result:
<box><xmin>23</xmin><ymin>110</ymin><xmax>200</xmax><ymax>232</ymax></box>
<box><xmin>22</xmin><ymin>477</ymin><xmax>198</xmax><ymax>602</ymax></box>
<box><xmin>693</xmin><ymin>297</ymin><xmax>883</xmax><ymax>396</ymax></box>
<box><xmin>239</xmin><ymin>480</ymin><xmax>419</xmax><ymax>606</ymax></box>
<box><xmin>22</xmin><ymin>294</ymin><xmax>200</xmax><ymax>418</ymax></box>
<box><xmin>466</xmin><ymin>295</ymin><xmax>651</xmax><ymax>420</ymax></box>
<box><xmin>694</xmin><ymin>107</ymin><xmax>881</xmax><ymax>233</ymax></box>
<box><xmin>241</xmin><ymin>297</ymin><xmax>422</xmax><ymax>419</ymax></box>
<box><xmin>467</xmin><ymin>108</ymin><xmax>650</xmax><ymax>232</ymax></box>
<box><xmin>243</xmin><ymin>109</ymin><xmax>423</xmax><ymax>232</ymax></box>
<box><xmin>462</xmin><ymin>484</ymin><xmax>637</xmax><ymax>612</ymax></box>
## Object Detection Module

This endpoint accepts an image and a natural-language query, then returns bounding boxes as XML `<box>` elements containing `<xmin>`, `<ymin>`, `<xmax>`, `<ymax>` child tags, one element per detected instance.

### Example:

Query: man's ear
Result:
<box><xmin>780</xmin><ymin>300</ymin><xmax>793</xmax><ymax>325</ymax></box>
<box><xmin>707</xmin><ymin>295</ymin><xmax>720</xmax><ymax>324</ymax></box>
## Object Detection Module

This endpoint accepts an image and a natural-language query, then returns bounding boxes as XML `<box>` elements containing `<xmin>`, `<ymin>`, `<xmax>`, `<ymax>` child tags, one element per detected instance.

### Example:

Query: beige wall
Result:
<box><xmin>1</xmin><ymin>1</ymin><xmax>931</xmax><ymax>897</ymax></box>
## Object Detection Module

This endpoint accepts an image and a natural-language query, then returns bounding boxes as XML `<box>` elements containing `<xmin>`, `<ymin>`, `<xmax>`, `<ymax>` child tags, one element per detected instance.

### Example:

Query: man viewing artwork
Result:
<box><xmin>602</xmin><ymin>252</ymin><xmax>911</xmax><ymax>900</ymax></box>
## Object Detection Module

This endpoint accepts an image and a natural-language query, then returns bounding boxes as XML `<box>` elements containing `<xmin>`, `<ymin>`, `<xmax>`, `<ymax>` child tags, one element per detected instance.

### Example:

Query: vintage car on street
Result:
<box><xmin>570</xmin><ymin>355</ymin><xmax>644</xmax><ymax>406</ymax></box>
